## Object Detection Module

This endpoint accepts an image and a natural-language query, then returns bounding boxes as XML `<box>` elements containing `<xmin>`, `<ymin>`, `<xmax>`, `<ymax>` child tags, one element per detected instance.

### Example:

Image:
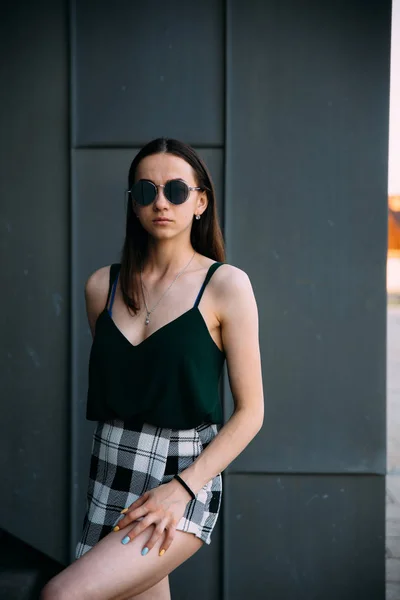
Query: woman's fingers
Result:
<box><xmin>115</xmin><ymin>485</ymin><xmax>184</xmax><ymax>554</ymax></box>
<box><xmin>140</xmin><ymin>521</ymin><xmax>168</xmax><ymax>554</ymax></box>
<box><xmin>158</xmin><ymin>524</ymin><xmax>176</xmax><ymax>554</ymax></box>
<box><xmin>123</xmin><ymin>492</ymin><xmax>149</xmax><ymax>513</ymax></box>
<box><xmin>115</xmin><ymin>504</ymin><xmax>148</xmax><ymax>530</ymax></box>
<box><xmin>120</xmin><ymin>513</ymin><xmax>155</xmax><ymax>544</ymax></box>
<box><xmin>115</xmin><ymin>493</ymin><xmax>153</xmax><ymax>529</ymax></box>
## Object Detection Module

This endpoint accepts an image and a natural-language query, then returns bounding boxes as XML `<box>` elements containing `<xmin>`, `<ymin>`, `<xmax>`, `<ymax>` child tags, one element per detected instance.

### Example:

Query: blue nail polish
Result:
<box><xmin>141</xmin><ymin>547</ymin><xmax>149</xmax><ymax>556</ymax></box>
<box><xmin>121</xmin><ymin>536</ymin><xmax>130</xmax><ymax>545</ymax></box>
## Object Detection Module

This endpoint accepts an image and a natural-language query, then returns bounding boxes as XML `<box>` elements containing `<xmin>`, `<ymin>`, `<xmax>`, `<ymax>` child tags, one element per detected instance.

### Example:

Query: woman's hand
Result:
<box><xmin>114</xmin><ymin>478</ymin><xmax>192</xmax><ymax>556</ymax></box>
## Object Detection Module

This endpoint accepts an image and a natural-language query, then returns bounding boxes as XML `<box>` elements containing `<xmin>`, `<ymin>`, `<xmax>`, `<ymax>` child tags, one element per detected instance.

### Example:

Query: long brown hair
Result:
<box><xmin>119</xmin><ymin>138</ymin><xmax>225</xmax><ymax>314</ymax></box>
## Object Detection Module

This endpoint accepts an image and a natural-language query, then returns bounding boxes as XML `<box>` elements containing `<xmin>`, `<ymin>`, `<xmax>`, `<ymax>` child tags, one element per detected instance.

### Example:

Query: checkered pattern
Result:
<box><xmin>75</xmin><ymin>418</ymin><xmax>222</xmax><ymax>559</ymax></box>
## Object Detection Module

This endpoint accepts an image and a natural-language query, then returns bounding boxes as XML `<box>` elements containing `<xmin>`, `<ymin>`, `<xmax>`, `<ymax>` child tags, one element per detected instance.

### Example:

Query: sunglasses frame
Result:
<box><xmin>125</xmin><ymin>178</ymin><xmax>202</xmax><ymax>206</ymax></box>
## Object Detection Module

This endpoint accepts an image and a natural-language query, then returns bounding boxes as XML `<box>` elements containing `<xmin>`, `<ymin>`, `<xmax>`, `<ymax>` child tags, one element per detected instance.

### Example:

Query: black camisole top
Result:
<box><xmin>86</xmin><ymin>261</ymin><xmax>226</xmax><ymax>429</ymax></box>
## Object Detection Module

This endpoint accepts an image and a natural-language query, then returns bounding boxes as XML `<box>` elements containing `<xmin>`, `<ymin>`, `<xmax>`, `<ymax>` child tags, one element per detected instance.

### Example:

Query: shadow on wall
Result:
<box><xmin>0</xmin><ymin>529</ymin><xmax>63</xmax><ymax>600</ymax></box>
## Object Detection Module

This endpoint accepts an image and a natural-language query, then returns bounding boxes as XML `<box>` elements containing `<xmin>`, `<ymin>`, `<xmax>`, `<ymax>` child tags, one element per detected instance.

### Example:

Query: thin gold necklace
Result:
<box><xmin>140</xmin><ymin>251</ymin><xmax>196</xmax><ymax>326</ymax></box>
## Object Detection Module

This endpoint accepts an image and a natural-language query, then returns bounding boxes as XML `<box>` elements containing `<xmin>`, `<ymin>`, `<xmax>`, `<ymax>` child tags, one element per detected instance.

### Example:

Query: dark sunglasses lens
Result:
<box><xmin>165</xmin><ymin>180</ymin><xmax>189</xmax><ymax>205</ymax></box>
<box><xmin>131</xmin><ymin>181</ymin><xmax>156</xmax><ymax>205</ymax></box>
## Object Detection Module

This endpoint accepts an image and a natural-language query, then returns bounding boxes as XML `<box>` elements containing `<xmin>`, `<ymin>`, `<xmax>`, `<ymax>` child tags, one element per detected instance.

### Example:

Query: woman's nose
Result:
<box><xmin>153</xmin><ymin>185</ymin><xmax>169</xmax><ymax>207</ymax></box>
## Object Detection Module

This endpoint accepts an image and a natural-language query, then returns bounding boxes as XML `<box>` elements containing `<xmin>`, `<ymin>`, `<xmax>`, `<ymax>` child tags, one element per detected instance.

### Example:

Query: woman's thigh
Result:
<box><xmin>125</xmin><ymin>575</ymin><xmax>170</xmax><ymax>600</ymax></box>
<box><xmin>40</xmin><ymin>525</ymin><xmax>203</xmax><ymax>600</ymax></box>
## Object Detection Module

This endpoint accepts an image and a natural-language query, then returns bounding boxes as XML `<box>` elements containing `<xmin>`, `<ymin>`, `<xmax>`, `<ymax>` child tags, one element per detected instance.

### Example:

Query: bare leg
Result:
<box><xmin>125</xmin><ymin>576</ymin><xmax>170</xmax><ymax>600</ymax></box>
<box><xmin>40</xmin><ymin>525</ymin><xmax>203</xmax><ymax>600</ymax></box>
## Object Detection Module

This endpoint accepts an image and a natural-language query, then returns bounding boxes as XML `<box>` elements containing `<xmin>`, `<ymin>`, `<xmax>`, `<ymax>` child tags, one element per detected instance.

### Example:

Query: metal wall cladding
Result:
<box><xmin>1</xmin><ymin>0</ymin><xmax>391</xmax><ymax>598</ymax></box>
<box><xmin>72</xmin><ymin>0</ymin><xmax>225</xmax><ymax>147</ymax></box>
<box><xmin>225</xmin><ymin>0</ymin><xmax>389</xmax><ymax>474</ymax></box>
<box><xmin>224</xmin><ymin>474</ymin><xmax>385</xmax><ymax>600</ymax></box>
<box><xmin>0</xmin><ymin>0</ymin><xmax>70</xmax><ymax>564</ymax></box>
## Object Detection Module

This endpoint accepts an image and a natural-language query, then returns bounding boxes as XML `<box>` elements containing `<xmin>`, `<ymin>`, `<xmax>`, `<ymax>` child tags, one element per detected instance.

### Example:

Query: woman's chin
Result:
<box><xmin>146</xmin><ymin>227</ymin><xmax>176</xmax><ymax>239</ymax></box>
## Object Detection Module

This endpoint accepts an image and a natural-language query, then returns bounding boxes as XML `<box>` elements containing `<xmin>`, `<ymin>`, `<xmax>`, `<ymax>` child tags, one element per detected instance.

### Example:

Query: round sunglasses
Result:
<box><xmin>127</xmin><ymin>178</ymin><xmax>202</xmax><ymax>206</ymax></box>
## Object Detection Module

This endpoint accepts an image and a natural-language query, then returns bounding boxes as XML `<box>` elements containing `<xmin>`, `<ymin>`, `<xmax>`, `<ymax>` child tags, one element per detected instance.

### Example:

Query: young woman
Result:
<box><xmin>41</xmin><ymin>138</ymin><xmax>264</xmax><ymax>600</ymax></box>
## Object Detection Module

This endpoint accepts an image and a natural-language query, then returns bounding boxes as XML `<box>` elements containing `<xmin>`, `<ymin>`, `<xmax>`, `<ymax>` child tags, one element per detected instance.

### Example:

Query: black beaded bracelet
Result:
<box><xmin>174</xmin><ymin>474</ymin><xmax>196</xmax><ymax>500</ymax></box>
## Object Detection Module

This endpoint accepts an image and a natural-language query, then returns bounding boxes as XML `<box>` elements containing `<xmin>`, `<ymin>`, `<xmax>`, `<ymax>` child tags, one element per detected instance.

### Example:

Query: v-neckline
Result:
<box><xmin>101</xmin><ymin>305</ymin><xmax>224</xmax><ymax>354</ymax></box>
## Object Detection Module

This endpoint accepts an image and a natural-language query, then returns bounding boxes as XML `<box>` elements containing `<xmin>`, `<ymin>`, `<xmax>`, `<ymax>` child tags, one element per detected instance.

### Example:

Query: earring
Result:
<box><xmin>195</xmin><ymin>214</ymin><xmax>201</xmax><ymax>220</ymax></box>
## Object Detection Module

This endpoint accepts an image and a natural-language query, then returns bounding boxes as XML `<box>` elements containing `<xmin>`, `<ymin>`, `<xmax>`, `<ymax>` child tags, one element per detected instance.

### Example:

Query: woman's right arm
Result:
<box><xmin>84</xmin><ymin>266</ymin><xmax>110</xmax><ymax>339</ymax></box>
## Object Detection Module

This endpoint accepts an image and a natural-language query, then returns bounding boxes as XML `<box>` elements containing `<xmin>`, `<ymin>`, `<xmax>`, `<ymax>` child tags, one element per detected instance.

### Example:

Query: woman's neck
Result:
<box><xmin>143</xmin><ymin>239</ymin><xmax>197</xmax><ymax>277</ymax></box>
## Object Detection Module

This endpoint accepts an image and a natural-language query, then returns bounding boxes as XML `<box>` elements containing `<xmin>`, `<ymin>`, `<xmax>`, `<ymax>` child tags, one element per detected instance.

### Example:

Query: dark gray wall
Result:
<box><xmin>0</xmin><ymin>0</ymin><xmax>390</xmax><ymax>598</ymax></box>
<box><xmin>223</xmin><ymin>1</ymin><xmax>389</xmax><ymax>598</ymax></box>
<box><xmin>226</xmin><ymin>0</ymin><xmax>388</xmax><ymax>474</ymax></box>
<box><xmin>0</xmin><ymin>1</ymin><xmax>70</xmax><ymax>564</ymax></box>
<box><xmin>72</xmin><ymin>0</ymin><xmax>224</xmax><ymax>147</ymax></box>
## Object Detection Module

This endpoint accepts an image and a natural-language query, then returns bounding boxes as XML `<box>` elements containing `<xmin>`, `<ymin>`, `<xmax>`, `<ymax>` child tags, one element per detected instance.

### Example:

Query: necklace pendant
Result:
<box><xmin>140</xmin><ymin>250</ymin><xmax>196</xmax><ymax>328</ymax></box>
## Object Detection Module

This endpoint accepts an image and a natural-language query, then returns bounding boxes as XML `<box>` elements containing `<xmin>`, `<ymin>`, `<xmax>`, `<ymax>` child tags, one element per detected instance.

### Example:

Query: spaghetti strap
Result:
<box><xmin>193</xmin><ymin>262</ymin><xmax>224</xmax><ymax>308</ymax></box>
<box><xmin>105</xmin><ymin>263</ymin><xmax>121</xmax><ymax>316</ymax></box>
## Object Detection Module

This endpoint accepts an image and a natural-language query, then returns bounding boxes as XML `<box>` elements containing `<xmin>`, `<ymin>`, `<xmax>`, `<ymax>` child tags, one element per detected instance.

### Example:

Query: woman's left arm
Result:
<box><xmin>177</xmin><ymin>264</ymin><xmax>265</xmax><ymax>494</ymax></box>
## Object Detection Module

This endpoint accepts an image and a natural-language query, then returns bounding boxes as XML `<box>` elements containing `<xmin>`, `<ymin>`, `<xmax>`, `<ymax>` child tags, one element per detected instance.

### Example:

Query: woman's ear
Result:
<box><xmin>197</xmin><ymin>191</ymin><xmax>208</xmax><ymax>215</ymax></box>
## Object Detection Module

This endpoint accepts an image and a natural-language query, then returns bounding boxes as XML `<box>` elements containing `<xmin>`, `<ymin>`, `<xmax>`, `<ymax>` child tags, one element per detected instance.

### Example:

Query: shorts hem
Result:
<box><xmin>175</xmin><ymin>521</ymin><xmax>211</xmax><ymax>545</ymax></box>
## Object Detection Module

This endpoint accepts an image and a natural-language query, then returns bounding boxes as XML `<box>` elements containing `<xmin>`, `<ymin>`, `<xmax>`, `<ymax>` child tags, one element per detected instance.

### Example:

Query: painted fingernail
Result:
<box><xmin>120</xmin><ymin>508</ymin><xmax>128</xmax><ymax>514</ymax></box>
<box><xmin>159</xmin><ymin>549</ymin><xmax>165</xmax><ymax>556</ymax></box>
<box><xmin>113</xmin><ymin>526</ymin><xmax>120</xmax><ymax>532</ymax></box>
<box><xmin>121</xmin><ymin>536</ymin><xmax>130</xmax><ymax>545</ymax></box>
<box><xmin>141</xmin><ymin>547</ymin><xmax>149</xmax><ymax>556</ymax></box>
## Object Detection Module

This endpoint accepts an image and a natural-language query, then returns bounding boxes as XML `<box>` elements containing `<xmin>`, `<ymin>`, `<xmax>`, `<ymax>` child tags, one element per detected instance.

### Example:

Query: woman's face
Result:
<box><xmin>132</xmin><ymin>153</ymin><xmax>207</xmax><ymax>240</ymax></box>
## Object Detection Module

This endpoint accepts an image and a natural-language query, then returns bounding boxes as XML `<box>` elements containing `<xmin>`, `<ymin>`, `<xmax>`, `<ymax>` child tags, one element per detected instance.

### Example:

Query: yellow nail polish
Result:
<box><xmin>159</xmin><ymin>549</ymin><xmax>165</xmax><ymax>556</ymax></box>
<box><xmin>120</xmin><ymin>508</ymin><xmax>128</xmax><ymax>514</ymax></box>
<box><xmin>113</xmin><ymin>526</ymin><xmax>120</xmax><ymax>532</ymax></box>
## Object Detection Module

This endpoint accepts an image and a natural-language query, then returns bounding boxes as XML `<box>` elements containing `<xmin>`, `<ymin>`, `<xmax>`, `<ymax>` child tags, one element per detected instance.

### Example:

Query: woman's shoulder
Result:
<box><xmin>207</xmin><ymin>261</ymin><xmax>258</xmax><ymax>326</ymax></box>
<box><xmin>208</xmin><ymin>260</ymin><xmax>254</xmax><ymax>302</ymax></box>
<box><xmin>211</xmin><ymin>260</ymin><xmax>251</xmax><ymax>285</ymax></box>
<box><xmin>85</xmin><ymin>264</ymin><xmax>115</xmax><ymax>306</ymax></box>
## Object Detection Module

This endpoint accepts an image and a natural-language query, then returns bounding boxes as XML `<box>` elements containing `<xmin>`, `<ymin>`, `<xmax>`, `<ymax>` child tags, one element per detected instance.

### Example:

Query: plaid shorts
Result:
<box><xmin>75</xmin><ymin>418</ymin><xmax>222</xmax><ymax>559</ymax></box>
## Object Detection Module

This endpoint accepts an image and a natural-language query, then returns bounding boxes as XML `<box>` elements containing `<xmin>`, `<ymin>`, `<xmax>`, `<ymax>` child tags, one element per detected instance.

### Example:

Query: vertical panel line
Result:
<box><xmin>68</xmin><ymin>0</ymin><xmax>78</xmax><ymax>563</ymax></box>
<box><xmin>222</xmin><ymin>0</ymin><xmax>230</xmax><ymax>598</ymax></box>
